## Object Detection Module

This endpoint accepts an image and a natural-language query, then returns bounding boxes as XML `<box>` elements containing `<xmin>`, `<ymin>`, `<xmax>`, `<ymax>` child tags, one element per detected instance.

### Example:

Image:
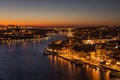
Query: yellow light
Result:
<box><xmin>116</xmin><ymin>62</ymin><xmax>120</xmax><ymax>65</ymax></box>
<box><xmin>106</xmin><ymin>62</ymin><xmax>110</xmax><ymax>66</ymax></box>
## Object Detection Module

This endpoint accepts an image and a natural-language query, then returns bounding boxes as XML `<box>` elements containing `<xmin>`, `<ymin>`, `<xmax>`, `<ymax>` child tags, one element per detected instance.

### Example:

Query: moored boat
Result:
<box><xmin>43</xmin><ymin>48</ymin><xmax>52</xmax><ymax>55</ymax></box>
<box><xmin>110</xmin><ymin>71</ymin><xmax>120</xmax><ymax>79</ymax></box>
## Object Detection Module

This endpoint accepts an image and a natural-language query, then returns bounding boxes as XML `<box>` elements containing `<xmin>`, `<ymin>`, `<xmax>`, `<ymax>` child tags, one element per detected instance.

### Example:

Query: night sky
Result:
<box><xmin>0</xmin><ymin>0</ymin><xmax>120</xmax><ymax>26</ymax></box>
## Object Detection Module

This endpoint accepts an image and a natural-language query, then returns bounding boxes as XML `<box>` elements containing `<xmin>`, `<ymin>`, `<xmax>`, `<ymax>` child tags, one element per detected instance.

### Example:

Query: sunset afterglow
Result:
<box><xmin>0</xmin><ymin>0</ymin><xmax>120</xmax><ymax>26</ymax></box>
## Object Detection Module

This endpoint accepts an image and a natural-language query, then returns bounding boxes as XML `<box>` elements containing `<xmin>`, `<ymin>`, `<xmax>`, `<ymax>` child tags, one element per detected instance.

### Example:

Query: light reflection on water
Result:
<box><xmin>0</xmin><ymin>35</ymin><xmax>114</xmax><ymax>80</ymax></box>
<box><xmin>48</xmin><ymin>55</ymin><xmax>111</xmax><ymax>80</ymax></box>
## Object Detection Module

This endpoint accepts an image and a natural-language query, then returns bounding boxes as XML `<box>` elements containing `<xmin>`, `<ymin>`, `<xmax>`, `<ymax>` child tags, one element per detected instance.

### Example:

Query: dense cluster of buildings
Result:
<box><xmin>0</xmin><ymin>25</ymin><xmax>57</xmax><ymax>41</ymax></box>
<box><xmin>0</xmin><ymin>25</ymin><xmax>74</xmax><ymax>41</ymax></box>
<box><xmin>47</xmin><ymin>26</ymin><xmax>120</xmax><ymax>72</ymax></box>
<box><xmin>72</xmin><ymin>26</ymin><xmax>120</xmax><ymax>61</ymax></box>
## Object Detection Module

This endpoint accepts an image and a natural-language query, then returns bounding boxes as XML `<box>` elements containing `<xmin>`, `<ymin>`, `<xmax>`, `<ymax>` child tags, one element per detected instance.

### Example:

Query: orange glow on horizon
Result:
<box><xmin>1</xmin><ymin>19</ymin><xmax>120</xmax><ymax>26</ymax></box>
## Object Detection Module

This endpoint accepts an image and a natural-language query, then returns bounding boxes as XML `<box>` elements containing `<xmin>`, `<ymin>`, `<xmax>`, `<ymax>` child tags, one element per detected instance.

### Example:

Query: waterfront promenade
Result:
<box><xmin>45</xmin><ymin>47</ymin><xmax>120</xmax><ymax>72</ymax></box>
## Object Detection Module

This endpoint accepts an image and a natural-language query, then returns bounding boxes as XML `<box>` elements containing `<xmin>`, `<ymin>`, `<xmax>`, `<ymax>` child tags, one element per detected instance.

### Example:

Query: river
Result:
<box><xmin>0</xmin><ymin>35</ymin><xmax>113</xmax><ymax>80</ymax></box>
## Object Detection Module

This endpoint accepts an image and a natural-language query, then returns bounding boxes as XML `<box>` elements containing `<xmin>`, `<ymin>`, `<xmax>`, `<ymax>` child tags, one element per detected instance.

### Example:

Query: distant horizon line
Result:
<box><xmin>0</xmin><ymin>24</ymin><xmax>120</xmax><ymax>27</ymax></box>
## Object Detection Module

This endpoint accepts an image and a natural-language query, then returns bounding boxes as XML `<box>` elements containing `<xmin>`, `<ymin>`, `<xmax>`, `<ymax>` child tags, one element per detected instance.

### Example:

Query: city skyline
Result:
<box><xmin>0</xmin><ymin>0</ymin><xmax>120</xmax><ymax>26</ymax></box>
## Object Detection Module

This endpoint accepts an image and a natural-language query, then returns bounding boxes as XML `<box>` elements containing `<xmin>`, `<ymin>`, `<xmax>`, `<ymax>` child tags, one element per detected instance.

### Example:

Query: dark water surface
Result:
<box><xmin>0</xmin><ymin>35</ymin><xmax>111</xmax><ymax>80</ymax></box>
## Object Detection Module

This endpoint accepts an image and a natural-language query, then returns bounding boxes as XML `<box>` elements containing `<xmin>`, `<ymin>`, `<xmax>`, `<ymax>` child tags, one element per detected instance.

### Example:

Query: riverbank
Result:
<box><xmin>0</xmin><ymin>36</ymin><xmax>52</xmax><ymax>44</ymax></box>
<box><xmin>54</xmin><ymin>53</ymin><xmax>101</xmax><ymax>68</ymax></box>
<box><xmin>58</xmin><ymin>53</ymin><xmax>120</xmax><ymax>72</ymax></box>
<box><xmin>56</xmin><ymin>54</ymin><xmax>83</xmax><ymax>66</ymax></box>
<box><xmin>43</xmin><ymin>48</ymin><xmax>120</xmax><ymax>72</ymax></box>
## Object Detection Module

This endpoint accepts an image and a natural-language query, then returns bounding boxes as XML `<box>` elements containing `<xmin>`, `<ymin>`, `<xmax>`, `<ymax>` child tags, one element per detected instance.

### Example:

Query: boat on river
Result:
<box><xmin>43</xmin><ymin>48</ymin><xmax>52</xmax><ymax>55</ymax></box>
<box><xmin>110</xmin><ymin>71</ymin><xmax>120</xmax><ymax>79</ymax></box>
